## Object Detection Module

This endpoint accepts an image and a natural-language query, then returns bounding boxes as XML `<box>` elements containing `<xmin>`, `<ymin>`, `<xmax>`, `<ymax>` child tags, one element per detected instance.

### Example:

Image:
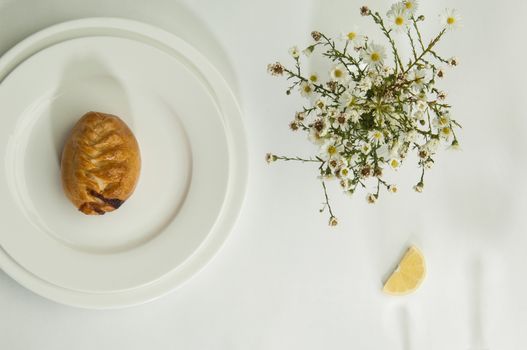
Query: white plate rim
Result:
<box><xmin>0</xmin><ymin>17</ymin><xmax>248</xmax><ymax>309</ymax></box>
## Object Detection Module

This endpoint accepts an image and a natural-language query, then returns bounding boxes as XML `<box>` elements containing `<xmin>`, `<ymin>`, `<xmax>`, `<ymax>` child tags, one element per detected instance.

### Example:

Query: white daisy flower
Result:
<box><xmin>329</xmin><ymin>216</ymin><xmax>339</xmax><ymax>226</ymax></box>
<box><xmin>289</xmin><ymin>46</ymin><xmax>300</xmax><ymax>58</ymax></box>
<box><xmin>299</xmin><ymin>81</ymin><xmax>314</xmax><ymax>97</ymax></box>
<box><xmin>418</xmin><ymin>147</ymin><xmax>429</xmax><ymax>159</ymax></box>
<box><xmin>311</xmin><ymin>117</ymin><xmax>330</xmax><ymax>137</ymax></box>
<box><xmin>308</xmin><ymin>73</ymin><xmax>319</xmax><ymax>83</ymax></box>
<box><xmin>326</xmin><ymin>107</ymin><xmax>338</xmax><ymax>119</ymax></box>
<box><xmin>439</xmin><ymin>126</ymin><xmax>453</xmax><ymax>142</ymax></box>
<box><xmin>319</xmin><ymin>139</ymin><xmax>344</xmax><ymax>160</ymax></box>
<box><xmin>341</xmin><ymin>27</ymin><xmax>364</xmax><ymax>47</ymax></box>
<box><xmin>448</xmin><ymin>57</ymin><xmax>459</xmax><ymax>67</ymax></box>
<box><xmin>388</xmin><ymin>184</ymin><xmax>398</xmax><ymax>193</ymax></box>
<box><xmin>295</xmin><ymin>111</ymin><xmax>305</xmax><ymax>121</ymax></box>
<box><xmin>366</xmin><ymin>193</ymin><xmax>378</xmax><ymax>204</ymax></box>
<box><xmin>433</xmin><ymin>114</ymin><xmax>451</xmax><ymax>129</ymax></box>
<box><xmin>424</xmin><ymin>159</ymin><xmax>434</xmax><ymax>169</ymax></box>
<box><xmin>448</xmin><ymin>139</ymin><xmax>461</xmax><ymax>151</ymax></box>
<box><xmin>332</xmin><ymin>112</ymin><xmax>350</xmax><ymax>131</ymax></box>
<box><xmin>360</xmin><ymin>165</ymin><xmax>373</xmax><ymax>178</ymax></box>
<box><xmin>387</xmin><ymin>3</ymin><xmax>403</xmax><ymax>17</ymax></box>
<box><xmin>440</xmin><ymin>9</ymin><xmax>461</xmax><ymax>31</ymax></box>
<box><xmin>327</xmin><ymin>159</ymin><xmax>338</xmax><ymax>171</ymax></box>
<box><xmin>361</xmin><ymin>43</ymin><xmax>386</xmax><ymax>68</ymax></box>
<box><xmin>389</xmin><ymin>158</ymin><xmax>401</xmax><ymax>170</ymax></box>
<box><xmin>402</xmin><ymin>0</ymin><xmax>419</xmax><ymax>15</ymax></box>
<box><xmin>314</xmin><ymin>97</ymin><xmax>328</xmax><ymax>111</ymax></box>
<box><xmin>368</xmin><ymin>129</ymin><xmax>385</xmax><ymax>144</ymax></box>
<box><xmin>413</xmin><ymin>182</ymin><xmax>424</xmax><ymax>193</ymax></box>
<box><xmin>267</xmin><ymin>62</ymin><xmax>284</xmax><ymax>76</ymax></box>
<box><xmin>289</xmin><ymin>121</ymin><xmax>299</xmax><ymax>131</ymax></box>
<box><xmin>436</xmin><ymin>90</ymin><xmax>447</xmax><ymax>101</ymax></box>
<box><xmin>360</xmin><ymin>143</ymin><xmax>372</xmax><ymax>155</ymax></box>
<box><xmin>338</xmin><ymin>167</ymin><xmax>351</xmax><ymax>178</ymax></box>
<box><xmin>308</xmin><ymin>128</ymin><xmax>325</xmax><ymax>145</ymax></box>
<box><xmin>387</xmin><ymin>3</ymin><xmax>410</xmax><ymax>32</ymax></box>
<box><xmin>330</xmin><ymin>64</ymin><xmax>349</xmax><ymax>83</ymax></box>
<box><xmin>328</xmin><ymin>158</ymin><xmax>346</xmax><ymax>171</ymax></box>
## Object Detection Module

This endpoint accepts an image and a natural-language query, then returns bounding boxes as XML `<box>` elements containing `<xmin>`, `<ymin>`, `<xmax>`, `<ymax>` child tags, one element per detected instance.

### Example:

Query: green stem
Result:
<box><xmin>406</xmin><ymin>29</ymin><xmax>418</xmax><ymax>61</ymax></box>
<box><xmin>274</xmin><ymin>155</ymin><xmax>323</xmax><ymax>163</ymax></box>
<box><xmin>404</xmin><ymin>29</ymin><xmax>446</xmax><ymax>74</ymax></box>
<box><xmin>370</xmin><ymin>12</ymin><xmax>403</xmax><ymax>72</ymax></box>
<box><xmin>429</xmin><ymin>50</ymin><xmax>449</xmax><ymax>65</ymax></box>
<box><xmin>321</xmin><ymin>181</ymin><xmax>336</xmax><ymax>219</ymax></box>
<box><xmin>412</xmin><ymin>17</ymin><xmax>426</xmax><ymax>51</ymax></box>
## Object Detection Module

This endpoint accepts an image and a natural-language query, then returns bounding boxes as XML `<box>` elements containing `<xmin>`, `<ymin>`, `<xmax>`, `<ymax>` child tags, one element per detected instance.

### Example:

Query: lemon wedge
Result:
<box><xmin>383</xmin><ymin>245</ymin><xmax>426</xmax><ymax>295</ymax></box>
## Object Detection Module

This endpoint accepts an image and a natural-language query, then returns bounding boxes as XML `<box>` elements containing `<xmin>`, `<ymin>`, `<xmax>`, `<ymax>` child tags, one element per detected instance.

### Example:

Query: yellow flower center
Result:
<box><xmin>404</xmin><ymin>1</ymin><xmax>412</xmax><ymax>9</ymax></box>
<box><xmin>309</xmin><ymin>74</ymin><xmax>318</xmax><ymax>82</ymax></box>
<box><xmin>304</xmin><ymin>85</ymin><xmax>312</xmax><ymax>93</ymax></box>
<box><xmin>341</xmin><ymin>169</ymin><xmax>349</xmax><ymax>176</ymax></box>
<box><xmin>373</xmin><ymin>131</ymin><xmax>382</xmax><ymax>139</ymax></box>
<box><xmin>327</xmin><ymin>145</ymin><xmax>337</xmax><ymax>155</ymax></box>
<box><xmin>391</xmin><ymin>159</ymin><xmax>399</xmax><ymax>168</ymax></box>
<box><xmin>371</xmin><ymin>52</ymin><xmax>380</xmax><ymax>62</ymax></box>
<box><xmin>441</xmin><ymin>127</ymin><xmax>451</xmax><ymax>135</ymax></box>
<box><xmin>395</xmin><ymin>16</ymin><xmax>404</xmax><ymax>26</ymax></box>
<box><xmin>334</xmin><ymin>69</ymin><xmax>343</xmax><ymax>78</ymax></box>
<box><xmin>347</xmin><ymin>32</ymin><xmax>357</xmax><ymax>40</ymax></box>
<box><xmin>447</xmin><ymin>17</ymin><xmax>455</xmax><ymax>25</ymax></box>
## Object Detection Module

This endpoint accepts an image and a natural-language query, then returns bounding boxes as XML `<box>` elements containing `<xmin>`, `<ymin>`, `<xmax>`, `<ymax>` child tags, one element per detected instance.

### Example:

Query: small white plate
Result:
<box><xmin>0</xmin><ymin>18</ymin><xmax>247</xmax><ymax>308</ymax></box>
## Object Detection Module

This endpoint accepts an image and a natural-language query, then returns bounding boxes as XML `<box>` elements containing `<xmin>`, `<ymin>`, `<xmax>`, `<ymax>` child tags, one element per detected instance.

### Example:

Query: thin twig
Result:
<box><xmin>321</xmin><ymin>181</ymin><xmax>336</xmax><ymax>219</ymax></box>
<box><xmin>404</xmin><ymin>29</ymin><xmax>446</xmax><ymax>74</ymax></box>
<box><xmin>274</xmin><ymin>155</ymin><xmax>323</xmax><ymax>163</ymax></box>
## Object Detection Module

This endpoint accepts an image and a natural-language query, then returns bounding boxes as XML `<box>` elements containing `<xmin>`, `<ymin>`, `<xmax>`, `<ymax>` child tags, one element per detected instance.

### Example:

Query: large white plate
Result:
<box><xmin>0</xmin><ymin>18</ymin><xmax>247</xmax><ymax>308</ymax></box>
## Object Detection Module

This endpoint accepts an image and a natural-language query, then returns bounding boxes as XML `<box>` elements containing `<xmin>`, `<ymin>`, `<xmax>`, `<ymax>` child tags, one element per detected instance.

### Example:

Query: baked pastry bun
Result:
<box><xmin>61</xmin><ymin>111</ymin><xmax>141</xmax><ymax>215</ymax></box>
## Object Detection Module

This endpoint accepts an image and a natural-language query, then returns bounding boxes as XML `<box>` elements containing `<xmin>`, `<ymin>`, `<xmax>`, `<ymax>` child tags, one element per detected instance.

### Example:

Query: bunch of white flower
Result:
<box><xmin>266</xmin><ymin>1</ymin><xmax>461</xmax><ymax>226</ymax></box>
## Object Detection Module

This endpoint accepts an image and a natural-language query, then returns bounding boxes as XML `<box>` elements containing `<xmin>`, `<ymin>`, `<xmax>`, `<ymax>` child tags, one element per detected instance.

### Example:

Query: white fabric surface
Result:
<box><xmin>1</xmin><ymin>0</ymin><xmax>526</xmax><ymax>348</ymax></box>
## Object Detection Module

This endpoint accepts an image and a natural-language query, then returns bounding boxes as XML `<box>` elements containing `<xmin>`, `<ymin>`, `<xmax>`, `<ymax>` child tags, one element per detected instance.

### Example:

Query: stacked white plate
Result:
<box><xmin>0</xmin><ymin>18</ymin><xmax>247</xmax><ymax>308</ymax></box>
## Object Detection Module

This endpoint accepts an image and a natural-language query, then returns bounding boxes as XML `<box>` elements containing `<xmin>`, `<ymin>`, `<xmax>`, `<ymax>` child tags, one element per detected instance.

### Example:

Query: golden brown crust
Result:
<box><xmin>61</xmin><ymin>111</ymin><xmax>141</xmax><ymax>215</ymax></box>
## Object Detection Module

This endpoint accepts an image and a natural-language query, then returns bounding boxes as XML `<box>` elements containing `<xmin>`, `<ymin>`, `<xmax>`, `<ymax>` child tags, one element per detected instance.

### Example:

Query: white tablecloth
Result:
<box><xmin>1</xmin><ymin>0</ymin><xmax>526</xmax><ymax>348</ymax></box>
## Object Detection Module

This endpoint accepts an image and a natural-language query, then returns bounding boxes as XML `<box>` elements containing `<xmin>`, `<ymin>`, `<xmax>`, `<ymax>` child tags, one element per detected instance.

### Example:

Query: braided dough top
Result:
<box><xmin>61</xmin><ymin>111</ymin><xmax>141</xmax><ymax>215</ymax></box>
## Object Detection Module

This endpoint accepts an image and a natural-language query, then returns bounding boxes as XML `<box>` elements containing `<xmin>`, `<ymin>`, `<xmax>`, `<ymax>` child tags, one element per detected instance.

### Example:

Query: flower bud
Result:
<box><xmin>311</xmin><ymin>31</ymin><xmax>322</xmax><ymax>41</ymax></box>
